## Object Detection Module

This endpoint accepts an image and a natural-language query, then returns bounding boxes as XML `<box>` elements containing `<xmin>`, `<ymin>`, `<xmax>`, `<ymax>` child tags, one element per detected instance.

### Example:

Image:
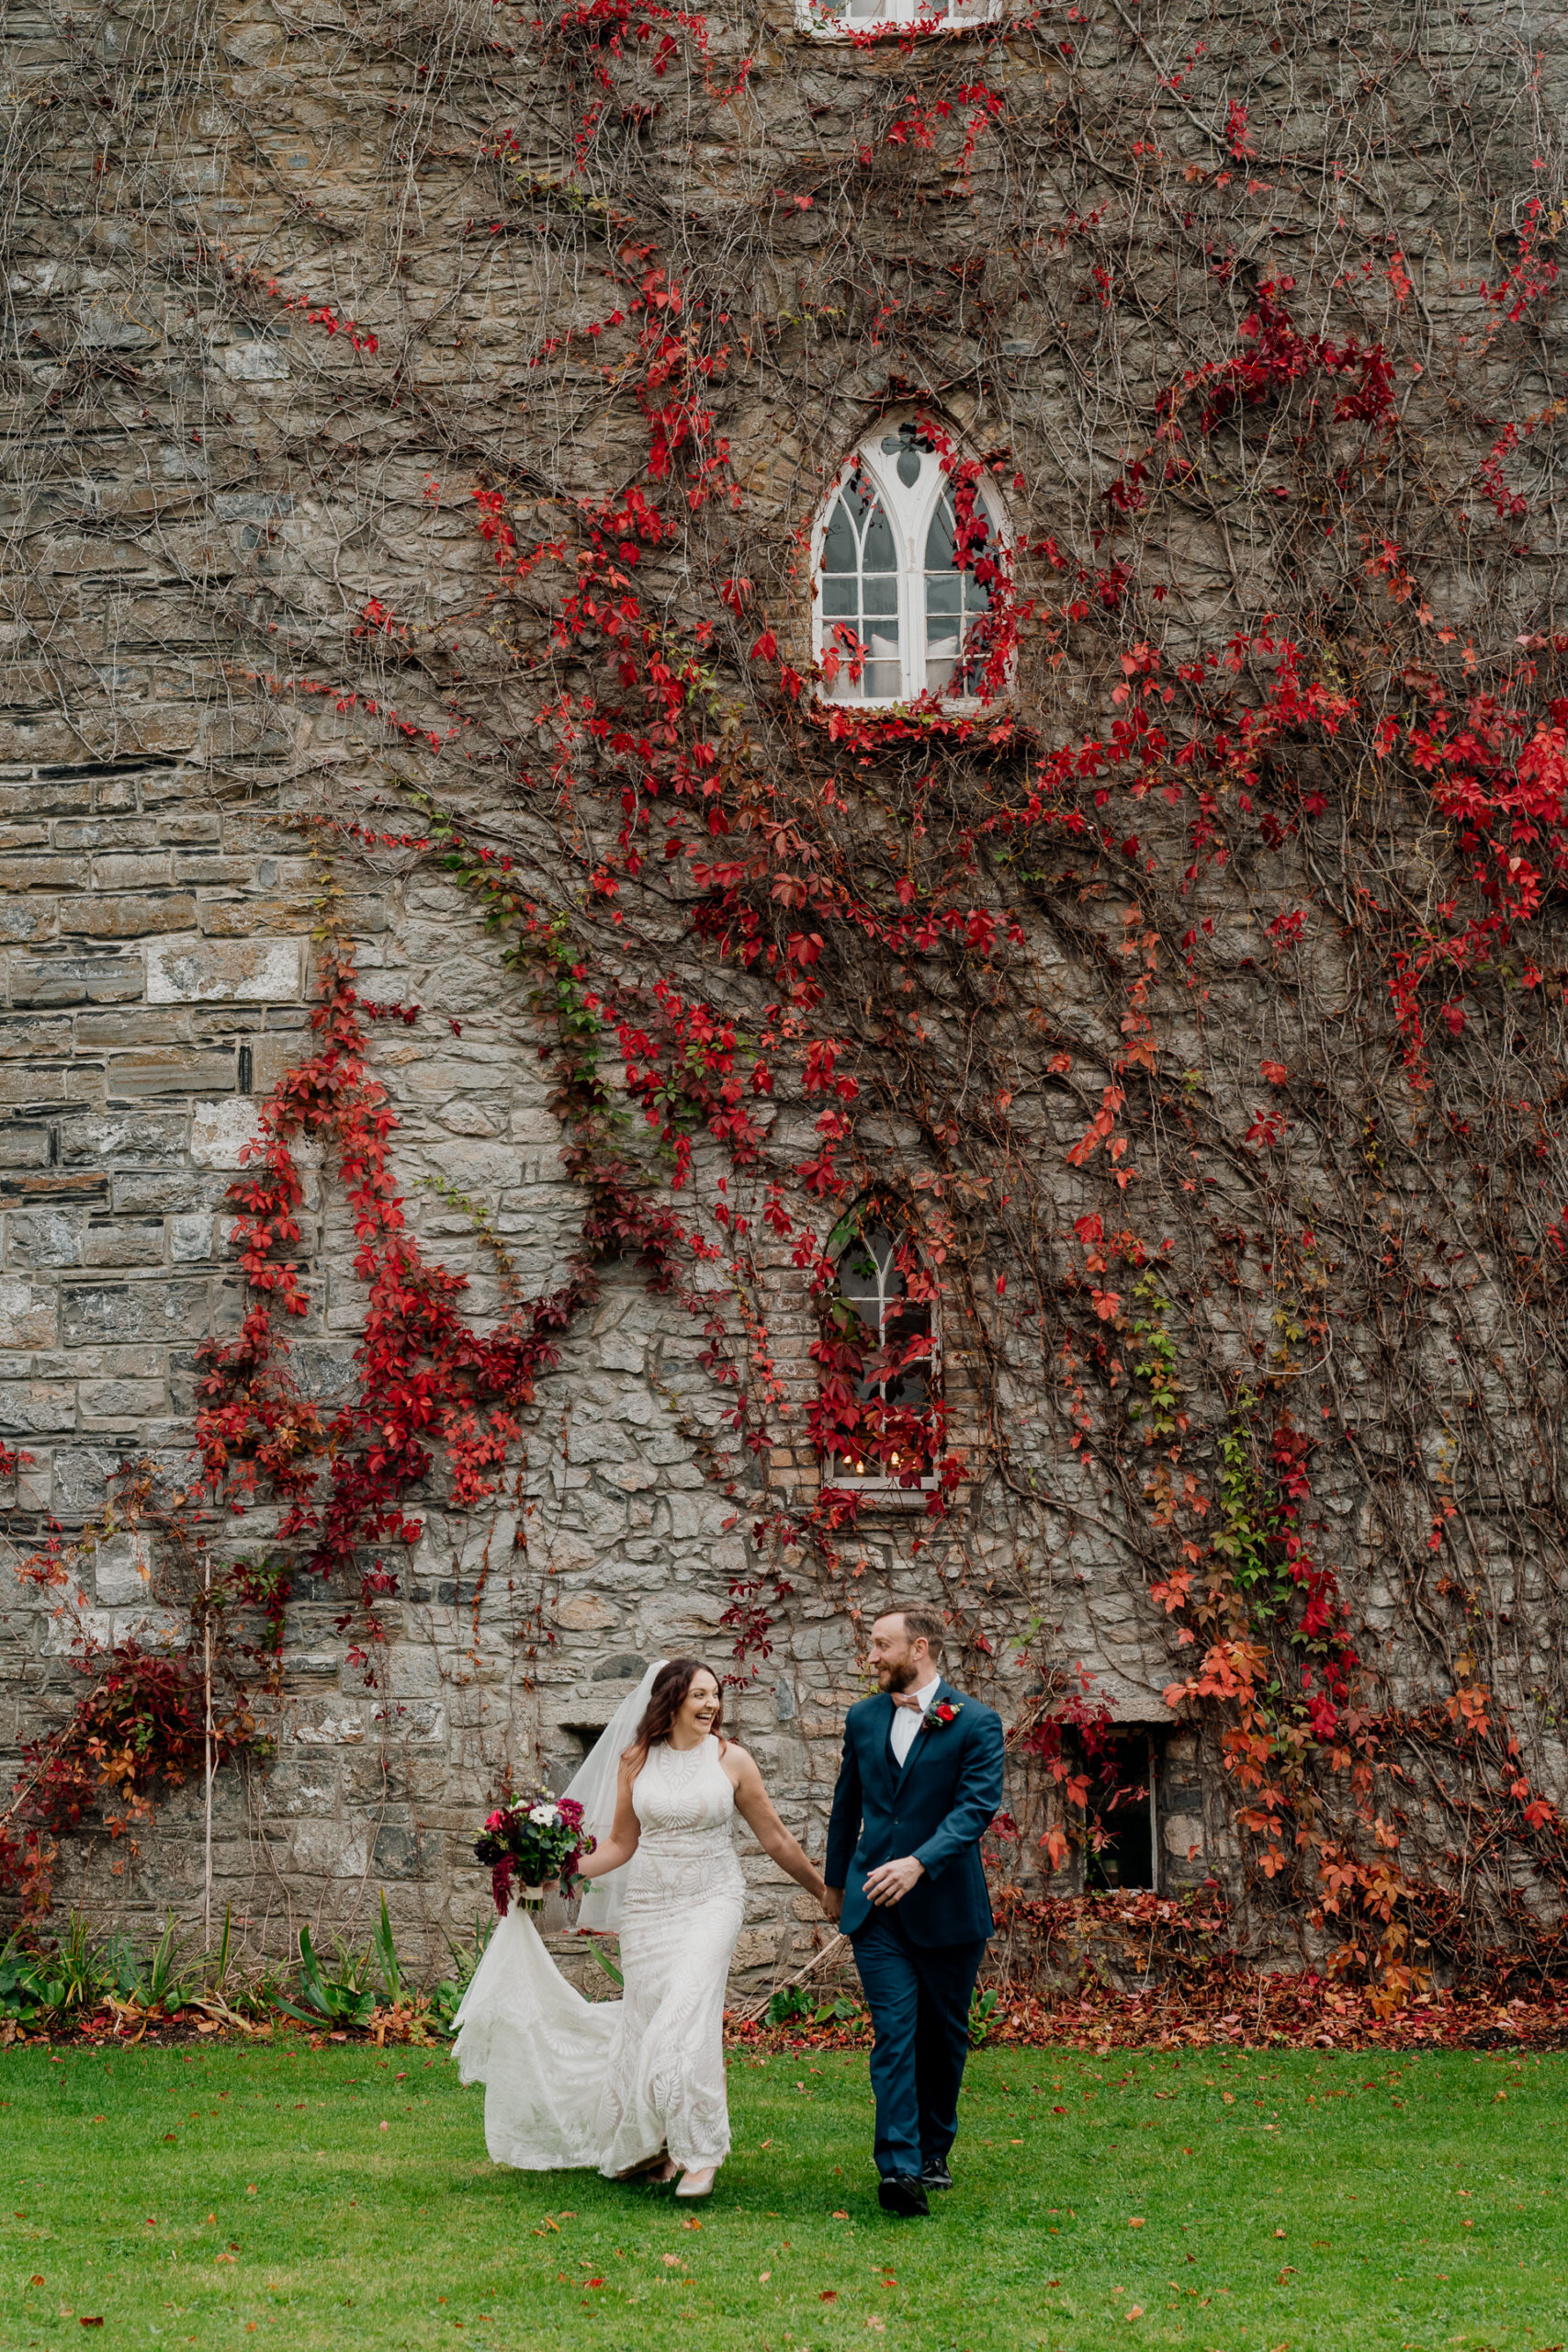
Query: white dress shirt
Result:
<box><xmin>889</xmin><ymin>1673</ymin><xmax>943</xmax><ymax>1768</ymax></box>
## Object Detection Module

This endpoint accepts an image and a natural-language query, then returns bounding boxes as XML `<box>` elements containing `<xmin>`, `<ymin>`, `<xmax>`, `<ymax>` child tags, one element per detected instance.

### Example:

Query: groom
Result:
<box><xmin>823</xmin><ymin>1607</ymin><xmax>1005</xmax><ymax>2217</ymax></box>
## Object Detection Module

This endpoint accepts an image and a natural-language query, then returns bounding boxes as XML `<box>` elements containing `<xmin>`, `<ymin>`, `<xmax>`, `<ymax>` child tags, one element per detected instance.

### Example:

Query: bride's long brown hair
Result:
<box><xmin>622</xmin><ymin>1657</ymin><xmax>728</xmax><ymax>1772</ymax></box>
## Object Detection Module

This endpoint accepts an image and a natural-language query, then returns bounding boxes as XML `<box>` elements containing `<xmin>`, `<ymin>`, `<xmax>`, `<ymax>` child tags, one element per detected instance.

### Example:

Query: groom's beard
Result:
<box><xmin>877</xmin><ymin>1660</ymin><xmax>919</xmax><ymax>1694</ymax></box>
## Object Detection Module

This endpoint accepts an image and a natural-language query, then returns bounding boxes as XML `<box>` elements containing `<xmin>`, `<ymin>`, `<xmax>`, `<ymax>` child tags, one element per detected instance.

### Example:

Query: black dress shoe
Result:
<box><xmin>877</xmin><ymin>2174</ymin><xmax>931</xmax><ymax>2217</ymax></box>
<box><xmin>919</xmin><ymin>2158</ymin><xmax>953</xmax><ymax>2191</ymax></box>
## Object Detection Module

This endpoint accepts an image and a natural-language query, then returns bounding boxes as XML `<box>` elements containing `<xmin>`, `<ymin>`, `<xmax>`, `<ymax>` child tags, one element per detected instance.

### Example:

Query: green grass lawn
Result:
<box><xmin>2</xmin><ymin>2039</ymin><xmax>1564</xmax><ymax>2351</ymax></box>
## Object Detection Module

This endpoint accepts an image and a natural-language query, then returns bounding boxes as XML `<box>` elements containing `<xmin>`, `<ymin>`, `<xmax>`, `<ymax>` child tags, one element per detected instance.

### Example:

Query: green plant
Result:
<box><xmin>428</xmin><ymin>1913</ymin><xmax>494</xmax><ymax>2034</ymax></box>
<box><xmin>372</xmin><ymin>1894</ymin><xmax>405</xmax><ymax>2007</ymax></box>
<box><xmin>588</xmin><ymin>1941</ymin><xmax>625</xmax><ymax>1990</ymax></box>
<box><xmin>762</xmin><ymin>1984</ymin><xmax>863</xmax><ymax>2029</ymax></box>
<box><xmin>0</xmin><ymin>1934</ymin><xmax>45</xmax><ymax>2027</ymax></box>
<box><xmin>967</xmin><ymin>1986</ymin><xmax>999</xmax><ymax>2046</ymax></box>
<box><xmin>136</xmin><ymin>1914</ymin><xmax>195</xmax><ymax>2015</ymax></box>
<box><xmin>276</xmin><ymin>1927</ymin><xmax>378</xmax><ymax>2031</ymax></box>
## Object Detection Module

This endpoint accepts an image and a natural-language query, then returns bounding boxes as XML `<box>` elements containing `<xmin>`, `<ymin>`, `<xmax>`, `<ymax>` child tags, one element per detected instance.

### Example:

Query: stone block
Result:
<box><xmin>0</xmin><ymin>1125</ymin><xmax>52</xmax><ymax>1171</ymax></box>
<box><xmin>291</xmin><ymin>1819</ymin><xmax>370</xmax><ymax>1876</ymax></box>
<box><xmin>107</xmin><ymin>1047</ymin><xmax>238</xmax><ymax>1101</ymax></box>
<box><xmin>61</xmin><ymin>1282</ymin><xmax>209</xmax><ymax>1345</ymax></box>
<box><xmin>7</xmin><ymin>1210</ymin><xmax>83</xmax><ymax>1267</ymax></box>
<box><xmin>113</xmin><ymin>1172</ymin><xmax>220</xmax><ymax>1215</ymax></box>
<box><xmin>0</xmin><ymin>1379</ymin><xmax>75</xmax><ymax>1433</ymax></box>
<box><xmin>94</xmin><ymin>1531</ymin><xmax>152</xmax><ymax>1604</ymax></box>
<box><xmin>146</xmin><ymin>934</ymin><xmax>304</xmax><ymax>1004</ymax></box>
<box><xmin>0</xmin><ymin>854</ymin><xmax>80</xmax><ymax>892</ymax></box>
<box><xmin>82</xmin><ymin>1220</ymin><xmax>165</xmax><ymax>1267</ymax></box>
<box><xmin>288</xmin><ymin>1701</ymin><xmax>367</xmax><ymax>1746</ymax></box>
<box><xmin>59</xmin><ymin>1110</ymin><xmax>186</xmax><ymax>1167</ymax></box>
<box><xmin>62</xmin><ymin>894</ymin><xmax>197</xmax><ymax>939</ymax></box>
<box><xmin>169</xmin><ymin>1214</ymin><xmax>216</xmax><ymax>1262</ymax></box>
<box><xmin>0</xmin><ymin>1014</ymin><xmax>73</xmax><ymax>1058</ymax></box>
<box><xmin>190</xmin><ymin>1099</ymin><xmax>265</xmax><ymax>1168</ymax></box>
<box><xmin>0</xmin><ymin>900</ymin><xmax>59</xmax><ymax>944</ymax></box>
<box><xmin>554</xmin><ymin>1592</ymin><xmax>619</xmax><ymax>1632</ymax></box>
<box><xmin>373</xmin><ymin>1822</ymin><xmax>440</xmax><ymax>1881</ymax></box>
<box><xmin>79</xmin><ymin>1376</ymin><xmax>166</xmax><ymax>1421</ymax></box>
<box><xmin>0</xmin><ymin>1276</ymin><xmax>57</xmax><ymax>1350</ymax></box>
<box><xmin>93</xmin><ymin>854</ymin><xmax>172</xmax><ymax>890</ymax></box>
<box><xmin>1162</xmin><ymin>1814</ymin><xmax>1205</xmax><ymax>1861</ymax></box>
<box><xmin>384</xmin><ymin>1645</ymin><xmax>443</xmax><ymax>1698</ymax></box>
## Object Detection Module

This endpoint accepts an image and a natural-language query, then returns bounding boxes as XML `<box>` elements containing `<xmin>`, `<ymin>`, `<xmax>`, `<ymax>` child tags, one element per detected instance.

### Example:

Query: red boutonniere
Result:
<box><xmin>923</xmin><ymin>1701</ymin><xmax>963</xmax><ymax>1734</ymax></box>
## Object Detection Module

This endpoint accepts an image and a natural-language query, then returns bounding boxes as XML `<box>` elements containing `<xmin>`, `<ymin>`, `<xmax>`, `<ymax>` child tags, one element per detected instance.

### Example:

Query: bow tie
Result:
<box><xmin>890</xmin><ymin>1691</ymin><xmax>927</xmax><ymax>1711</ymax></box>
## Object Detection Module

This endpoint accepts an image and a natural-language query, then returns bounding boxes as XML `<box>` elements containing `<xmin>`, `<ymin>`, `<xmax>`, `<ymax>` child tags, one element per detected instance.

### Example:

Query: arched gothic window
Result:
<box><xmin>800</xmin><ymin>0</ymin><xmax>1001</xmax><ymax>34</ymax></box>
<box><xmin>813</xmin><ymin>421</ymin><xmax>1010</xmax><ymax>708</ymax></box>
<box><xmin>818</xmin><ymin>1210</ymin><xmax>940</xmax><ymax>1487</ymax></box>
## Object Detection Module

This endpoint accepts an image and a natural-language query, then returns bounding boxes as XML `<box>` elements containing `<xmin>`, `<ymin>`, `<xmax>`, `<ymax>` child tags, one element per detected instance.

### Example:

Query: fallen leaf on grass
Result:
<box><xmin>821</xmin><ymin>2290</ymin><xmax>838</xmax><ymax>2302</ymax></box>
<box><xmin>29</xmin><ymin>2278</ymin><xmax>44</xmax><ymax>2288</ymax></box>
<box><xmin>831</xmin><ymin>2210</ymin><xmax>850</xmax><ymax>2220</ymax></box>
<box><xmin>662</xmin><ymin>2255</ymin><xmax>681</xmax><ymax>2267</ymax></box>
<box><xmin>1124</xmin><ymin>2307</ymin><xmax>1143</xmax><ymax>2321</ymax></box>
<box><xmin>682</xmin><ymin>2216</ymin><xmax>703</xmax><ymax>2232</ymax></box>
<box><xmin>866</xmin><ymin>2320</ymin><xmax>885</xmax><ymax>2333</ymax></box>
<box><xmin>1129</xmin><ymin>2217</ymin><xmax>1145</xmax><ymax>2229</ymax></box>
<box><xmin>759</xmin><ymin>2272</ymin><xmax>771</xmax><ymax>2283</ymax></box>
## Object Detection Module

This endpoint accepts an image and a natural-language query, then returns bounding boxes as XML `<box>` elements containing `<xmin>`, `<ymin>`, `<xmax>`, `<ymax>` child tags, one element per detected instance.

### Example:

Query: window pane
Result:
<box><xmin>863</xmin><ymin>573</ymin><xmax>898</xmax><ymax>617</ymax></box>
<box><xmin>926</xmin><ymin>573</ymin><xmax>962</xmax><ymax>616</ymax></box>
<box><xmin>863</xmin><ymin>503</ymin><xmax>897</xmax><ymax>572</ymax></box>
<box><xmin>883</xmin><ymin>1300</ymin><xmax>931</xmax><ymax>1408</ymax></box>
<box><xmin>924</xmin><ymin>493</ymin><xmax>957</xmax><ymax>571</ymax></box>
<box><xmin>821</xmin><ymin>576</ymin><xmax>858</xmax><ymax>618</ymax></box>
<box><xmin>822</xmin><ymin>496</ymin><xmax>858</xmax><ymax>572</ymax></box>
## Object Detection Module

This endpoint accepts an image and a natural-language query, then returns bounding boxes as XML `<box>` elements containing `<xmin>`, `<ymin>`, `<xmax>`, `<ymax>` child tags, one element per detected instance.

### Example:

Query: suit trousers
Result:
<box><xmin>851</xmin><ymin>1909</ymin><xmax>987</xmax><ymax>2180</ymax></box>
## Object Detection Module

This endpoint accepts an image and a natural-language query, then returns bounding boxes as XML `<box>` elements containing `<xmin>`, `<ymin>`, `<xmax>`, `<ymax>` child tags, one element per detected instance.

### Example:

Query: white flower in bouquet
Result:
<box><xmin>529</xmin><ymin>1802</ymin><xmax>559</xmax><ymax>1826</ymax></box>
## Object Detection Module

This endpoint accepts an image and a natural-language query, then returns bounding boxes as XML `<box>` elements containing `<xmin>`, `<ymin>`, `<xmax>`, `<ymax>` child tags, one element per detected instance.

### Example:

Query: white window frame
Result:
<box><xmin>810</xmin><ymin>419</ymin><xmax>1012</xmax><ymax>714</ymax></box>
<box><xmin>796</xmin><ymin>0</ymin><xmax>1002</xmax><ymax>36</ymax></box>
<box><xmin>823</xmin><ymin>1214</ymin><xmax>941</xmax><ymax>1492</ymax></box>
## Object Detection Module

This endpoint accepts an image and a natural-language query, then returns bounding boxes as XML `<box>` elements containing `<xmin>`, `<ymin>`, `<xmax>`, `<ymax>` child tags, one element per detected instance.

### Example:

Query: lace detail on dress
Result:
<box><xmin>598</xmin><ymin>1736</ymin><xmax>745</xmax><ymax>2173</ymax></box>
<box><xmin>450</xmin><ymin>1733</ymin><xmax>746</xmax><ymax>2179</ymax></box>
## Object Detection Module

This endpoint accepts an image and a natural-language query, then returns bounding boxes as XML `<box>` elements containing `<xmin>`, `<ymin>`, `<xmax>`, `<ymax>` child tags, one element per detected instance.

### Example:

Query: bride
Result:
<box><xmin>453</xmin><ymin>1657</ymin><xmax>828</xmax><ymax>2198</ymax></box>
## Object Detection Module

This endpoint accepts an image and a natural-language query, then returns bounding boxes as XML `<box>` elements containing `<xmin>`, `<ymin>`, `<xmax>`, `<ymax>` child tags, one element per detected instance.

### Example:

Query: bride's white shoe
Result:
<box><xmin>675</xmin><ymin>2165</ymin><xmax>716</xmax><ymax>2199</ymax></box>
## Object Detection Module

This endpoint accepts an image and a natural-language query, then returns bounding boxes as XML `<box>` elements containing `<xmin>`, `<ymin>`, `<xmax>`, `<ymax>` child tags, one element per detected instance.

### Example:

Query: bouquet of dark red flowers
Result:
<box><xmin>473</xmin><ymin>1788</ymin><xmax>593</xmax><ymax>1916</ymax></box>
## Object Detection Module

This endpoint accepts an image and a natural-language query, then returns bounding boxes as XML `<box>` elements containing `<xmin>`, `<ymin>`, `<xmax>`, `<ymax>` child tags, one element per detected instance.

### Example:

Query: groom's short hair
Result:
<box><xmin>887</xmin><ymin>1606</ymin><xmax>946</xmax><ymax>1657</ymax></box>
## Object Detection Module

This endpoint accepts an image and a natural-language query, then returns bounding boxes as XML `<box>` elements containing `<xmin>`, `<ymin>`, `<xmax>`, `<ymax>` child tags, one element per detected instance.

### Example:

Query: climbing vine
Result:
<box><xmin>8</xmin><ymin>0</ymin><xmax>1568</xmax><ymax>1987</ymax></box>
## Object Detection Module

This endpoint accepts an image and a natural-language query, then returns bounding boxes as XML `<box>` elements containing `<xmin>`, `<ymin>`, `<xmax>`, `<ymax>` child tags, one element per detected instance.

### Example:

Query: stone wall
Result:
<box><xmin>0</xmin><ymin>736</ymin><xmax>1201</xmax><ymax>1980</ymax></box>
<box><xmin>6</xmin><ymin>0</ymin><xmax>1564</xmax><ymax>1985</ymax></box>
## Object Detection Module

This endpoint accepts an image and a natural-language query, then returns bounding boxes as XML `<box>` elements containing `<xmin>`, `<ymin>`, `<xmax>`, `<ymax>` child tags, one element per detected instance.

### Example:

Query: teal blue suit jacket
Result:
<box><xmin>824</xmin><ymin>1680</ymin><xmax>1004</xmax><ymax>1947</ymax></box>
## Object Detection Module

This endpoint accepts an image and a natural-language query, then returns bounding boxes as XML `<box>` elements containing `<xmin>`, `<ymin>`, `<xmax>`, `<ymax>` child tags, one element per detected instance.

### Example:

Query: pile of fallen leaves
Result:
<box><xmin>728</xmin><ymin>1890</ymin><xmax>1568</xmax><ymax>2053</ymax></box>
<box><xmin>727</xmin><ymin>1973</ymin><xmax>1568</xmax><ymax>2055</ymax></box>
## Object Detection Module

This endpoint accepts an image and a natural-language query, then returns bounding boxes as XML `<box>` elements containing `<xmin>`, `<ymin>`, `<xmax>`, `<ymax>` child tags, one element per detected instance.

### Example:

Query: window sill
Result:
<box><xmin>795</xmin><ymin>10</ymin><xmax>1002</xmax><ymax>37</ymax></box>
<box><xmin>808</xmin><ymin>699</ymin><xmax>1032</xmax><ymax>750</ymax></box>
<box><xmin>826</xmin><ymin>1483</ymin><xmax>935</xmax><ymax>1513</ymax></box>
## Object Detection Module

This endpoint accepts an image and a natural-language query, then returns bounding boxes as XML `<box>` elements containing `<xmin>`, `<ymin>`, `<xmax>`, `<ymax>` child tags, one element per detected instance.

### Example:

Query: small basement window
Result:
<box><xmin>1084</xmin><ymin>1731</ymin><xmax>1159</xmax><ymax>1893</ymax></box>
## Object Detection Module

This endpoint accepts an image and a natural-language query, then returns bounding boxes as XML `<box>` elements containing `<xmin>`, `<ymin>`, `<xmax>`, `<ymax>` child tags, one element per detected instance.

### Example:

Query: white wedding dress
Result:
<box><xmin>453</xmin><ymin>1732</ymin><xmax>746</xmax><ymax>2177</ymax></box>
